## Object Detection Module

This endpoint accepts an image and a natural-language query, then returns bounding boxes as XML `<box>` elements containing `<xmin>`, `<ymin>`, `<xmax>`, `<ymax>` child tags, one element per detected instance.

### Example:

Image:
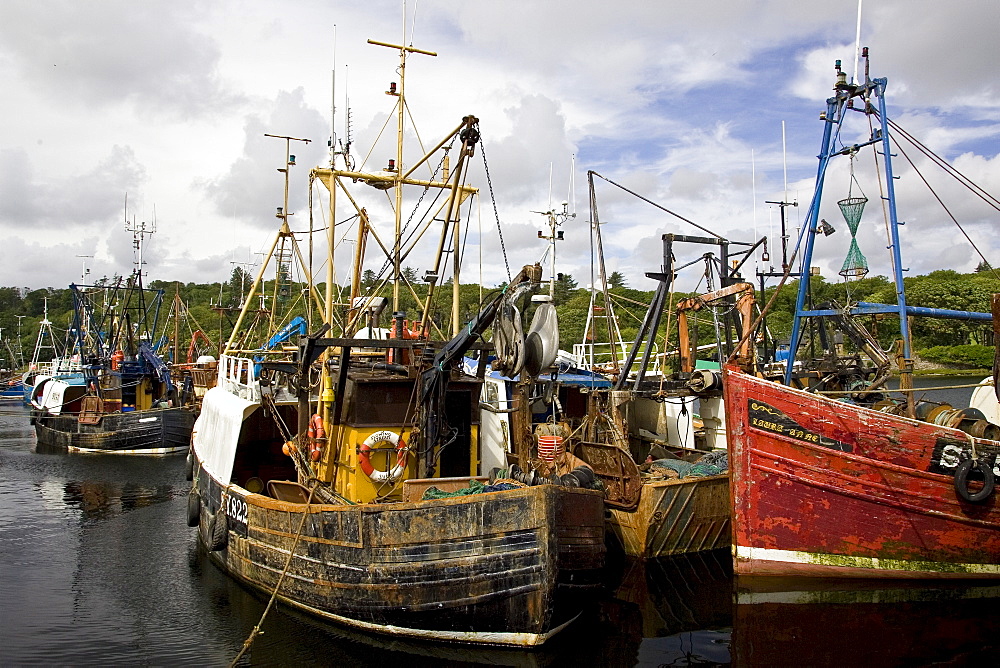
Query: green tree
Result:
<box><xmin>361</xmin><ymin>269</ymin><xmax>377</xmax><ymax>290</ymax></box>
<box><xmin>553</xmin><ymin>273</ymin><xmax>580</xmax><ymax>305</ymax></box>
<box><xmin>608</xmin><ymin>271</ymin><xmax>627</xmax><ymax>289</ymax></box>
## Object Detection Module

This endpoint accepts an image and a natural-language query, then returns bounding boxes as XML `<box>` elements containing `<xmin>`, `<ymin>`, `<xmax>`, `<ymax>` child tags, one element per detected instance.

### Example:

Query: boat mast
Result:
<box><xmin>366</xmin><ymin>38</ymin><xmax>437</xmax><ymax>313</ymax></box>
<box><xmin>29</xmin><ymin>298</ymin><xmax>60</xmax><ymax>368</ymax></box>
<box><xmin>312</xmin><ymin>38</ymin><xmax>479</xmax><ymax>339</ymax></box>
<box><xmin>783</xmin><ymin>51</ymin><xmax>914</xmax><ymax>399</ymax></box>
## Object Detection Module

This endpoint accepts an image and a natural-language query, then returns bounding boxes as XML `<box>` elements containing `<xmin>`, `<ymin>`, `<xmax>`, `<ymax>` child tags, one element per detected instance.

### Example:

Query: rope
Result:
<box><xmin>966</xmin><ymin>431</ymin><xmax>980</xmax><ymax>463</ymax></box>
<box><xmin>229</xmin><ymin>479</ymin><xmax>318</xmax><ymax>667</ymax></box>
<box><xmin>871</xmin><ymin>111</ymin><xmax>1000</xmax><ymax>283</ymax></box>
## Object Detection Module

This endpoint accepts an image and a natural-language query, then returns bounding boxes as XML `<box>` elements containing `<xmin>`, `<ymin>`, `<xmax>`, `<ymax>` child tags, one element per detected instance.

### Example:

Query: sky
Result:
<box><xmin>1</xmin><ymin>0</ymin><xmax>998</xmax><ymax>300</ymax></box>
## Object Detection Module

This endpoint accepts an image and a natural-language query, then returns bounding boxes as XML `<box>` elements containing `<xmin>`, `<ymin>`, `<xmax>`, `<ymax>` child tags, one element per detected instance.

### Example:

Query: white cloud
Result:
<box><xmin>0</xmin><ymin>0</ymin><xmax>996</xmax><ymax>307</ymax></box>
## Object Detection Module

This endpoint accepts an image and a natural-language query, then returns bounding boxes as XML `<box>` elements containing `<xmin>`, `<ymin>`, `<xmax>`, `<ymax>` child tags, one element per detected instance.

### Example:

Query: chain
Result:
<box><xmin>479</xmin><ymin>140</ymin><xmax>512</xmax><ymax>283</ymax></box>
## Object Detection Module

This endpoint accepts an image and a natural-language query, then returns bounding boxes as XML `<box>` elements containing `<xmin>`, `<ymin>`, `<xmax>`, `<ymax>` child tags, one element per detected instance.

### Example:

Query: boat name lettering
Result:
<box><xmin>747</xmin><ymin>400</ymin><xmax>852</xmax><ymax>452</ymax></box>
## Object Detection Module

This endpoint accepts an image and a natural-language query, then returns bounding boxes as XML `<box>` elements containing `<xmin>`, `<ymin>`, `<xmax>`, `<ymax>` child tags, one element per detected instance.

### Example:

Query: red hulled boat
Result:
<box><xmin>728</xmin><ymin>48</ymin><xmax>1000</xmax><ymax>579</ymax></box>
<box><xmin>725</xmin><ymin>366</ymin><xmax>1000</xmax><ymax>578</ymax></box>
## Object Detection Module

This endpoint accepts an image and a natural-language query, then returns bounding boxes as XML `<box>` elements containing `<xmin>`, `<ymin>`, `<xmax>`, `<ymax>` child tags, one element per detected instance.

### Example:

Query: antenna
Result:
<box><xmin>330</xmin><ymin>24</ymin><xmax>337</xmax><ymax>167</ymax></box>
<box><xmin>408</xmin><ymin>0</ymin><xmax>419</xmax><ymax>46</ymax></box>
<box><xmin>534</xmin><ymin>199</ymin><xmax>575</xmax><ymax>300</ymax></box>
<box><xmin>567</xmin><ymin>154</ymin><xmax>576</xmax><ymax>215</ymax></box>
<box><xmin>547</xmin><ymin>162</ymin><xmax>553</xmax><ymax>212</ymax></box>
<box><xmin>125</xmin><ymin>201</ymin><xmax>156</xmax><ymax>281</ymax></box>
<box><xmin>76</xmin><ymin>255</ymin><xmax>93</xmax><ymax>284</ymax></box>
<box><xmin>853</xmin><ymin>0</ymin><xmax>864</xmax><ymax>84</ymax></box>
<box><xmin>751</xmin><ymin>149</ymin><xmax>757</xmax><ymax>263</ymax></box>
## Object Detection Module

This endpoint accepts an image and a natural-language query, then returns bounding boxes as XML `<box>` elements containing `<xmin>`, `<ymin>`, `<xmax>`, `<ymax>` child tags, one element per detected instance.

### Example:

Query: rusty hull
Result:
<box><xmin>725</xmin><ymin>367</ymin><xmax>1000</xmax><ymax>578</ymax></box>
<box><xmin>195</xmin><ymin>469</ymin><xmax>606</xmax><ymax>646</ymax></box>
<box><xmin>577</xmin><ymin>439</ymin><xmax>730</xmax><ymax>559</ymax></box>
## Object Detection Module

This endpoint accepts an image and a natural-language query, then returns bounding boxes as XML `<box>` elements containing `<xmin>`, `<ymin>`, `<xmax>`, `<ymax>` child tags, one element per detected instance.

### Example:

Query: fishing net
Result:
<box><xmin>840</xmin><ymin>240</ymin><xmax>869</xmax><ymax>278</ymax></box>
<box><xmin>838</xmin><ymin>196</ymin><xmax>869</xmax><ymax>278</ymax></box>
<box><xmin>838</xmin><ymin>196</ymin><xmax>867</xmax><ymax>230</ymax></box>
<box><xmin>421</xmin><ymin>478</ymin><xmax>525</xmax><ymax>500</ymax></box>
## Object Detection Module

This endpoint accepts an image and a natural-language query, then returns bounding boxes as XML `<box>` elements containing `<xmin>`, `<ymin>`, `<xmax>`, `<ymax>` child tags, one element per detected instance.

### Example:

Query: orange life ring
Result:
<box><xmin>310</xmin><ymin>414</ymin><xmax>326</xmax><ymax>439</ymax></box>
<box><xmin>307</xmin><ymin>414</ymin><xmax>326</xmax><ymax>461</ymax></box>
<box><xmin>358</xmin><ymin>430</ymin><xmax>408</xmax><ymax>483</ymax></box>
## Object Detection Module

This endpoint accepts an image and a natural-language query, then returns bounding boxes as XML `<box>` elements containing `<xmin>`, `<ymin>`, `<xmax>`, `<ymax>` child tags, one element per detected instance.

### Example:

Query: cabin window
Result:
<box><xmin>348</xmin><ymin>381</ymin><xmax>414</xmax><ymax>426</ymax></box>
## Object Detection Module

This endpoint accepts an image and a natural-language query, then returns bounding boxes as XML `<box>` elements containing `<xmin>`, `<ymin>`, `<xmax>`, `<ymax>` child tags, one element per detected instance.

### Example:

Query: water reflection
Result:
<box><xmin>32</xmin><ymin>439</ymin><xmax>187</xmax><ymax>521</ymax></box>
<box><xmin>603</xmin><ymin>551</ymin><xmax>733</xmax><ymax>666</ymax></box>
<box><xmin>733</xmin><ymin>577</ymin><xmax>1000</xmax><ymax>666</ymax></box>
<box><xmin>3</xmin><ymin>399</ymin><xmax>1000</xmax><ymax>666</ymax></box>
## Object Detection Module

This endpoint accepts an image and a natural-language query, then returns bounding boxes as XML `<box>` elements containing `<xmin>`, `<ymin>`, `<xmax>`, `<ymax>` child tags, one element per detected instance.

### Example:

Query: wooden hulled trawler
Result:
<box><xmin>187</xmin><ymin>36</ymin><xmax>604</xmax><ymax>647</ymax></box>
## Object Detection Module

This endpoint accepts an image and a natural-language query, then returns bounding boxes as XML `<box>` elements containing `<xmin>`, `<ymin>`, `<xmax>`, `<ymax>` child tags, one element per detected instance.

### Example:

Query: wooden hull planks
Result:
<box><xmin>609</xmin><ymin>474</ymin><xmax>731</xmax><ymax>559</ymax></box>
<box><xmin>194</xmin><ymin>469</ymin><xmax>606</xmax><ymax>645</ymax></box>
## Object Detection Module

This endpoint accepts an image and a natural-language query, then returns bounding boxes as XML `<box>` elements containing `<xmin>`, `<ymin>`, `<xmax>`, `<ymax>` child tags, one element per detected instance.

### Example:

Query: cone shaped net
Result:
<box><xmin>838</xmin><ymin>196</ymin><xmax>867</xmax><ymax>234</ymax></box>
<box><xmin>839</xmin><ymin>238</ymin><xmax>869</xmax><ymax>278</ymax></box>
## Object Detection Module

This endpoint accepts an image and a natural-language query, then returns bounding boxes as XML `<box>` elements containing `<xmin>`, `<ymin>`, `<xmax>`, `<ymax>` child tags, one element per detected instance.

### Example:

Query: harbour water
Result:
<box><xmin>2</xmin><ymin>378</ymin><xmax>1000</xmax><ymax>666</ymax></box>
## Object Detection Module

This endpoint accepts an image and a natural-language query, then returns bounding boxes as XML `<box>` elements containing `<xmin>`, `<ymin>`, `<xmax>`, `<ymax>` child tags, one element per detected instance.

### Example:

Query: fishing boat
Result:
<box><xmin>725</xmin><ymin>49</ymin><xmax>1000</xmax><ymax>578</ymax></box>
<box><xmin>188</xmin><ymin>36</ymin><xmax>605</xmax><ymax>647</ymax></box>
<box><xmin>0</xmin><ymin>379</ymin><xmax>24</xmax><ymax>405</ymax></box>
<box><xmin>546</xmin><ymin>174</ymin><xmax>755</xmax><ymax>559</ymax></box>
<box><xmin>0</xmin><ymin>330</ymin><xmax>26</xmax><ymax>403</ymax></box>
<box><xmin>20</xmin><ymin>299</ymin><xmax>84</xmax><ymax>405</ymax></box>
<box><xmin>30</xmin><ymin>224</ymin><xmax>197</xmax><ymax>454</ymax></box>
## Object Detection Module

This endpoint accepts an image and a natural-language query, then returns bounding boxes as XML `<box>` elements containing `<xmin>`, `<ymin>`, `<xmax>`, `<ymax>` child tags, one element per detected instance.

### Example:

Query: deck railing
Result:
<box><xmin>218</xmin><ymin>355</ymin><xmax>261</xmax><ymax>402</ymax></box>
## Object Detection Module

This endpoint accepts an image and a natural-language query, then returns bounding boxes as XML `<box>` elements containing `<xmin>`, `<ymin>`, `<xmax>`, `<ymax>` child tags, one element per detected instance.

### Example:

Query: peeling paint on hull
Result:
<box><xmin>195</xmin><ymin>469</ymin><xmax>606</xmax><ymax>646</ymax></box>
<box><xmin>725</xmin><ymin>368</ymin><xmax>1000</xmax><ymax>579</ymax></box>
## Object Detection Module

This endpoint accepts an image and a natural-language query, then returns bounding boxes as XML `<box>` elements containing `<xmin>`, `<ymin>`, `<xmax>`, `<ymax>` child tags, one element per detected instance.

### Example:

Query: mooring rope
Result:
<box><xmin>229</xmin><ymin>479</ymin><xmax>318</xmax><ymax>667</ymax></box>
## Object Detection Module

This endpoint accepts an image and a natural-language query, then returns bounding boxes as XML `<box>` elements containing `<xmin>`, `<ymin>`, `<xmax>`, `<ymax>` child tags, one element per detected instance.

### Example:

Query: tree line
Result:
<box><xmin>2</xmin><ymin>264</ymin><xmax>998</xmax><ymax>372</ymax></box>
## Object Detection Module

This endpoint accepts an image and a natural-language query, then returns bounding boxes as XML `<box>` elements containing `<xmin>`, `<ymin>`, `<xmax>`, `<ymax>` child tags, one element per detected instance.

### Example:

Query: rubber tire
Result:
<box><xmin>954</xmin><ymin>458</ymin><xmax>996</xmax><ymax>503</ymax></box>
<box><xmin>186</xmin><ymin>490</ymin><xmax>201</xmax><ymax>527</ymax></box>
<box><xmin>208</xmin><ymin>512</ymin><xmax>229</xmax><ymax>551</ymax></box>
<box><xmin>185</xmin><ymin>451</ymin><xmax>194</xmax><ymax>481</ymax></box>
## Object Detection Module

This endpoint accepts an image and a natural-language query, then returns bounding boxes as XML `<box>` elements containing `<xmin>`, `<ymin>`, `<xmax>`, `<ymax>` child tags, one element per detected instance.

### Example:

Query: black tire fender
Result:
<box><xmin>208</xmin><ymin>511</ymin><xmax>229</xmax><ymax>551</ymax></box>
<box><xmin>186</xmin><ymin>490</ymin><xmax>201</xmax><ymax>527</ymax></box>
<box><xmin>954</xmin><ymin>458</ymin><xmax>996</xmax><ymax>503</ymax></box>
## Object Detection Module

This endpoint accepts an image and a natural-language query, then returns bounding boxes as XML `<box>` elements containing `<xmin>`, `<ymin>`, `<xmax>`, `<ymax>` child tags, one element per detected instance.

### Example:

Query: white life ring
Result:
<box><xmin>359</xmin><ymin>430</ymin><xmax>409</xmax><ymax>483</ymax></box>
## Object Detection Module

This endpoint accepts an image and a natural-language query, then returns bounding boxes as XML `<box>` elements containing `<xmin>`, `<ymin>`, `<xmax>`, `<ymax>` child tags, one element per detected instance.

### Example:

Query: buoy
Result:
<box><xmin>358</xmin><ymin>430</ymin><xmax>408</xmax><ymax>482</ymax></box>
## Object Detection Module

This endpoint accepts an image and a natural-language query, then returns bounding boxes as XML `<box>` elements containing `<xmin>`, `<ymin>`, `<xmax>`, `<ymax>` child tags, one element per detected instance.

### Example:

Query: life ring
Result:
<box><xmin>308</xmin><ymin>414</ymin><xmax>325</xmax><ymax>461</ymax></box>
<box><xmin>358</xmin><ymin>430</ymin><xmax>408</xmax><ymax>483</ymax></box>
<box><xmin>954</xmin><ymin>458</ymin><xmax>996</xmax><ymax>503</ymax></box>
<box><xmin>311</xmin><ymin>413</ymin><xmax>326</xmax><ymax>439</ymax></box>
